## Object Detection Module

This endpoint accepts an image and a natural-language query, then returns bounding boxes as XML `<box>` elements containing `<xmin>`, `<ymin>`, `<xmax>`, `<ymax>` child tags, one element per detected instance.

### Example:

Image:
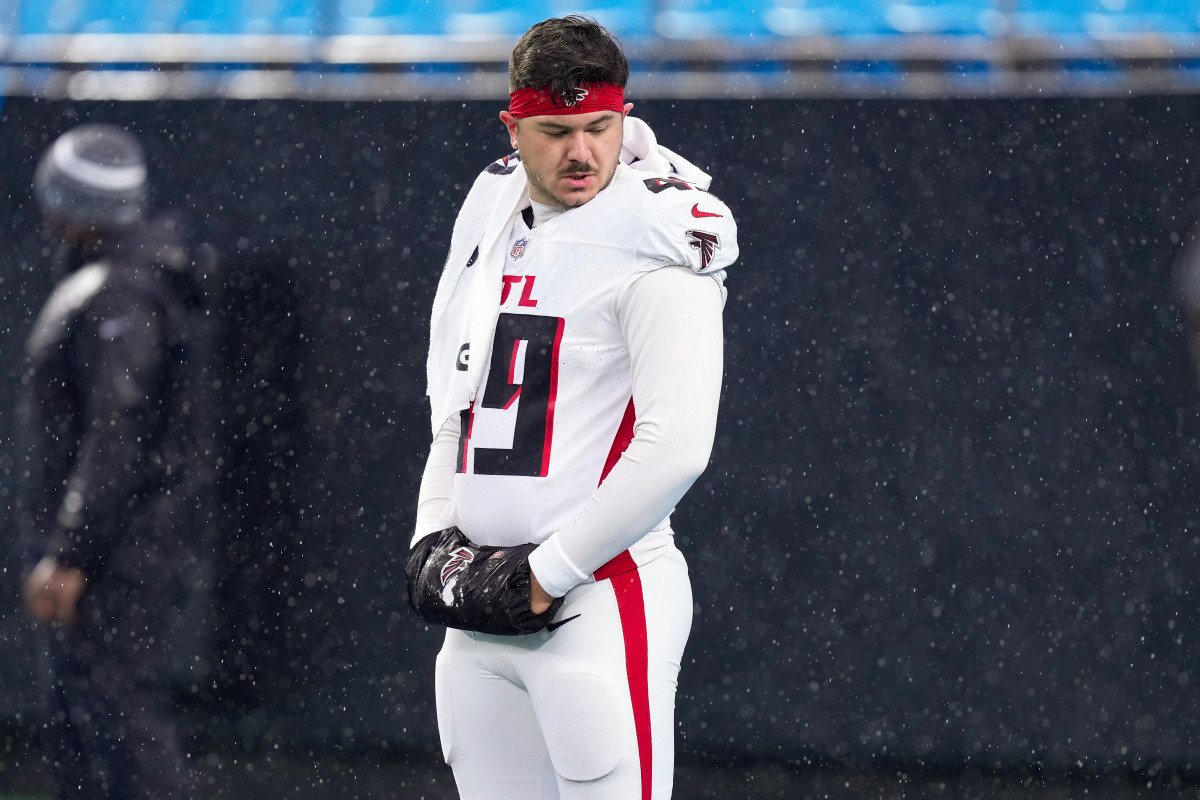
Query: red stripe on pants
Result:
<box><xmin>597</xmin><ymin>551</ymin><xmax>651</xmax><ymax>800</ymax></box>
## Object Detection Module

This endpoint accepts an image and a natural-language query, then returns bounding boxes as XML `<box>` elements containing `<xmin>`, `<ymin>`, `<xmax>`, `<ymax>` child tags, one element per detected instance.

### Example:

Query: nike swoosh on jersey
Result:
<box><xmin>691</xmin><ymin>203</ymin><xmax>723</xmax><ymax>218</ymax></box>
<box><xmin>546</xmin><ymin>614</ymin><xmax>581</xmax><ymax>632</ymax></box>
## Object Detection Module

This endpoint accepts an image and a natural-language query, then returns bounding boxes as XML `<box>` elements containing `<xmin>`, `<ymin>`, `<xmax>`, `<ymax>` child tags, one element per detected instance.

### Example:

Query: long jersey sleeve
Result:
<box><xmin>413</xmin><ymin>413</ymin><xmax>460</xmax><ymax>544</ymax></box>
<box><xmin>528</xmin><ymin>265</ymin><xmax>724</xmax><ymax>597</ymax></box>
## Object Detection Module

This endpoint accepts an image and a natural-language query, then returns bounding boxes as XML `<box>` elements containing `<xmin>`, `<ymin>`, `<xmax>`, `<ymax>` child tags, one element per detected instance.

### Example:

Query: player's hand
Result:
<box><xmin>406</xmin><ymin>527</ymin><xmax>564</xmax><ymax>635</ymax></box>
<box><xmin>23</xmin><ymin>556</ymin><xmax>86</xmax><ymax>626</ymax></box>
<box><xmin>530</xmin><ymin>571</ymin><xmax>554</xmax><ymax>615</ymax></box>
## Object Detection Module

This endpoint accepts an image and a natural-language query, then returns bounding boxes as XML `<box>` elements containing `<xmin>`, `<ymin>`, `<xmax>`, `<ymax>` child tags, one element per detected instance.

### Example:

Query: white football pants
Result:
<box><xmin>434</xmin><ymin>546</ymin><xmax>693</xmax><ymax>800</ymax></box>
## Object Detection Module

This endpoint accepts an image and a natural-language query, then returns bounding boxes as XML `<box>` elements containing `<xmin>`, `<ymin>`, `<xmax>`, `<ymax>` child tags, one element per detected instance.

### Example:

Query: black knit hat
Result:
<box><xmin>34</xmin><ymin>124</ymin><xmax>147</xmax><ymax>230</ymax></box>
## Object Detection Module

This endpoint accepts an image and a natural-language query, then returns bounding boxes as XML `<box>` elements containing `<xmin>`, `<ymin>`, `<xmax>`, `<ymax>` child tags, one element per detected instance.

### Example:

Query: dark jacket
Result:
<box><xmin>18</xmin><ymin>213</ymin><xmax>209</xmax><ymax>581</ymax></box>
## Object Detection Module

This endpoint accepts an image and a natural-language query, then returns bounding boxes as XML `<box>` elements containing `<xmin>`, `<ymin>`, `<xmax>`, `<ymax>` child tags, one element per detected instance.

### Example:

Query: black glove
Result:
<box><xmin>405</xmin><ymin>526</ymin><xmax>564</xmax><ymax>635</ymax></box>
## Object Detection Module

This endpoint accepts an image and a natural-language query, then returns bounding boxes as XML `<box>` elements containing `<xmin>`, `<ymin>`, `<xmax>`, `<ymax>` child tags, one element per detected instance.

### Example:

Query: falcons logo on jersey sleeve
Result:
<box><xmin>685</xmin><ymin>230</ymin><xmax>721</xmax><ymax>272</ymax></box>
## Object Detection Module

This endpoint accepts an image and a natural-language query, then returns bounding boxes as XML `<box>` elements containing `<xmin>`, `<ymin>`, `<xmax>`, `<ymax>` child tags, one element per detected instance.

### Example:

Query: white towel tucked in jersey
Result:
<box><xmin>425</xmin><ymin>115</ymin><xmax>712</xmax><ymax>435</ymax></box>
<box><xmin>620</xmin><ymin>115</ymin><xmax>712</xmax><ymax>190</ymax></box>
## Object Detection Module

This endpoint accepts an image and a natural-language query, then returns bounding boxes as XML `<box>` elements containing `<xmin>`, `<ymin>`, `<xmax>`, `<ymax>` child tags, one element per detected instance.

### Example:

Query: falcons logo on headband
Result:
<box><xmin>565</xmin><ymin>87</ymin><xmax>589</xmax><ymax>106</ymax></box>
<box><xmin>686</xmin><ymin>230</ymin><xmax>721</xmax><ymax>272</ymax></box>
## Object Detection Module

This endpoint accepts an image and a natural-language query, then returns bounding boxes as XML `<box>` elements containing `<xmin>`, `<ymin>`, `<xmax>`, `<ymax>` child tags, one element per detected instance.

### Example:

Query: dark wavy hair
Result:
<box><xmin>508</xmin><ymin>16</ymin><xmax>629</xmax><ymax>105</ymax></box>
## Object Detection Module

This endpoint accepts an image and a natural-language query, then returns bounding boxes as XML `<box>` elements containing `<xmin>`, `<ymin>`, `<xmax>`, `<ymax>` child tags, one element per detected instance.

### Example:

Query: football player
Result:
<box><xmin>407</xmin><ymin>15</ymin><xmax>739</xmax><ymax>799</ymax></box>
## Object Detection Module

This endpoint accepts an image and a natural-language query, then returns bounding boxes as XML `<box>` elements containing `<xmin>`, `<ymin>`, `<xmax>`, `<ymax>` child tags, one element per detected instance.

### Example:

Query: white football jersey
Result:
<box><xmin>449</xmin><ymin>163</ymin><xmax>738</xmax><ymax>558</ymax></box>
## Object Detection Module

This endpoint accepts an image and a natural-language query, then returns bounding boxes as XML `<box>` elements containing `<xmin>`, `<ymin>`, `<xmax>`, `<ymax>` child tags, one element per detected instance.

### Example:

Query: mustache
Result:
<box><xmin>559</xmin><ymin>161</ymin><xmax>596</xmax><ymax>176</ymax></box>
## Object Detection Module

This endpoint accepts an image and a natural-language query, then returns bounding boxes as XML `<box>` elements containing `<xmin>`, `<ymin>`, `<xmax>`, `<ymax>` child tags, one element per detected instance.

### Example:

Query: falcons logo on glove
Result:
<box><xmin>406</xmin><ymin>527</ymin><xmax>564</xmax><ymax>635</ymax></box>
<box><xmin>686</xmin><ymin>229</ymin><xmax>720</xmax><ymax>272</ymax></box>
<box><xmin>440</xmin><ymin>547</ymin><xmax>475</xmax><ymax>604</ymax></box>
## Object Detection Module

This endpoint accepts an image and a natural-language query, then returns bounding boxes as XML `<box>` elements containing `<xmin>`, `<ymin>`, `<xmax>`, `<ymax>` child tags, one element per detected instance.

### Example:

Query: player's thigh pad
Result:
<box><xmin>531</xmin><ymin>669</ymin><xmax>628</xmax><ymax>783</ymax></box>
<box><xmin>435</xmin><ymin>631</ymin><xmax>560</xmax><ymax>799</ymax></box>
<box><xmin>435</xmin><ymin>631</ymin><xmax>545</xmax><ymax>768</ymax></box>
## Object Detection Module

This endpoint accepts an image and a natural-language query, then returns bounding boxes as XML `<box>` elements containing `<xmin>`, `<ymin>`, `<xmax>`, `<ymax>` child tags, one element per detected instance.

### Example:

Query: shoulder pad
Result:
<box><xmin>634</xmin><ymin>176</ymin><xmax>739</xmax><ymax>275</ymax></box>
<box><xmin>484</xmin><ymin>151</ymin><xmax>522</xmax><ymax>177</ymax></box>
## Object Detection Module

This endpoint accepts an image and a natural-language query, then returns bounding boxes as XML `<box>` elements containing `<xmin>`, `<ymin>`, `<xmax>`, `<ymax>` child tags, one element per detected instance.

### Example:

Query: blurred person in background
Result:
<box><xmin>406</xmin><ymin>16</ymin><xmax>739</xmax><ymax>799</ymax></box>
<box><xmin>17</xmin><ymin>123</ymin><xmax>210</xmax><ymax>800</ymax></box>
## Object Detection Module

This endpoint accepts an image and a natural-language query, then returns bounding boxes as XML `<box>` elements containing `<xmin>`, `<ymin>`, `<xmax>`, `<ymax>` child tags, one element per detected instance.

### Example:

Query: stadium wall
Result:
<box><xmin>1</xmin><ymin>95</ymin><xmax>1200</xmax><ymax>774</ymax></box>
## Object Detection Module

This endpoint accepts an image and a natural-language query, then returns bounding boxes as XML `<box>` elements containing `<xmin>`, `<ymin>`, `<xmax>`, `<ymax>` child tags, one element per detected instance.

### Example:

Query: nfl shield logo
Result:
<box><xmin>511</xmin><ymin>237</ymin><xmax>528</xmax><ymax>260</ymax></box>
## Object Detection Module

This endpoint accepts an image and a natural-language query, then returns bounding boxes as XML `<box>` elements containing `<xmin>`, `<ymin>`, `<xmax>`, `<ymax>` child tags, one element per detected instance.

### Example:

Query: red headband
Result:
<box><xmin>508</xmin><ymin>82</ymin><xmax>626</xmax><ymax>118</ymax></box>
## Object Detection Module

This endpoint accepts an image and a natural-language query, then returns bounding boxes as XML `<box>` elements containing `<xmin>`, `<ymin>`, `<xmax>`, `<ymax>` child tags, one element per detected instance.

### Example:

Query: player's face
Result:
<box><xmin>500</xmin><ymin>105</ymin><xmax>633</xmax><ymax>209</ymax></box>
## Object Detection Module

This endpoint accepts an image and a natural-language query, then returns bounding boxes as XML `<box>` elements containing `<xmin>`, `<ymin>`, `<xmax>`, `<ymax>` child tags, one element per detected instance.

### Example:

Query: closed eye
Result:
<box><xmin>539</xmin><ymin>125</ymin><xmax>610</xmax><ymax>137</ymax></box>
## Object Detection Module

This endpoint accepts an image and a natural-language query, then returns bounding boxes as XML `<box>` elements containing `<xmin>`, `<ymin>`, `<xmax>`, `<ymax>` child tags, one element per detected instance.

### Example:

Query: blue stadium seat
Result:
<box><xmin>239</xmin><ymin>0</ymin><xmax>318</xmax><ymax>34</ymax></box>
<box><xmin>657</xmin><ymin>0</ymin><xmax>998</xmax><ymax>39</ymax></box>
<box><xmin>442</xmin><ymin>1</ymin><xmax>649</xmax><ymax>39</ymax></box>
<box><xmin>545</xmin><ymin>2</ymin><xmax>654</xmax><ymax>39</ymax></box>
<box><xmin>176</xmin><ymin>0</ymin><xmax>318</xmax><ymax>34</ymax></box>
<box><xmin>16</xmin><ymin>0</ymin><xmax>318</xmax><ymax>35</ymax></box>
<box><xmin>442</xmin><ymin>0</ymin><xmax>555</xmax><ymax>38</ymax></box>
<box><xmin>17</xmin><ymin>0</ymin><xmax>172</xmax><ymax>34</ymax></box>
<box><xmin>1013</xmin><ymin>0</ymin><xmax>1200</xmax><ymax>38</ymax></box>
<box><xmin>333</xmin><ymin>0</ymin><xmax>460</xmax><ymax>35</ymax></box>
<box><xmin>761</xmin><ymin>0</ymin><xmax>1001</xmax><ymax>37</ymax></box>
<box><xmin>653</xmin><ymin>0</ymin><xmax>774</xmax><ymax>38</ymax></box>
<box><xmin>881</xmin><ymin>0</ymin><xmax>1003</xmax><ymax>35</ymax></box>
<box><xmin>17</xmin><ymin>0</ymin><xmax>80</xmax><ymax>33</ymax></box>
<box><xmin>331</xmin><ymin>1</ymin><xmax>642</xmax><ymax>41</ymax></box>
<box><xmin>761</xmin><ymin>0</ymin><xmax>892</xmax><ymax>36</ymax></box>
<box><xmin>16</xmin><ymin>0</ymin><xmax>648</xmax><ymax>40</ymax></box>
